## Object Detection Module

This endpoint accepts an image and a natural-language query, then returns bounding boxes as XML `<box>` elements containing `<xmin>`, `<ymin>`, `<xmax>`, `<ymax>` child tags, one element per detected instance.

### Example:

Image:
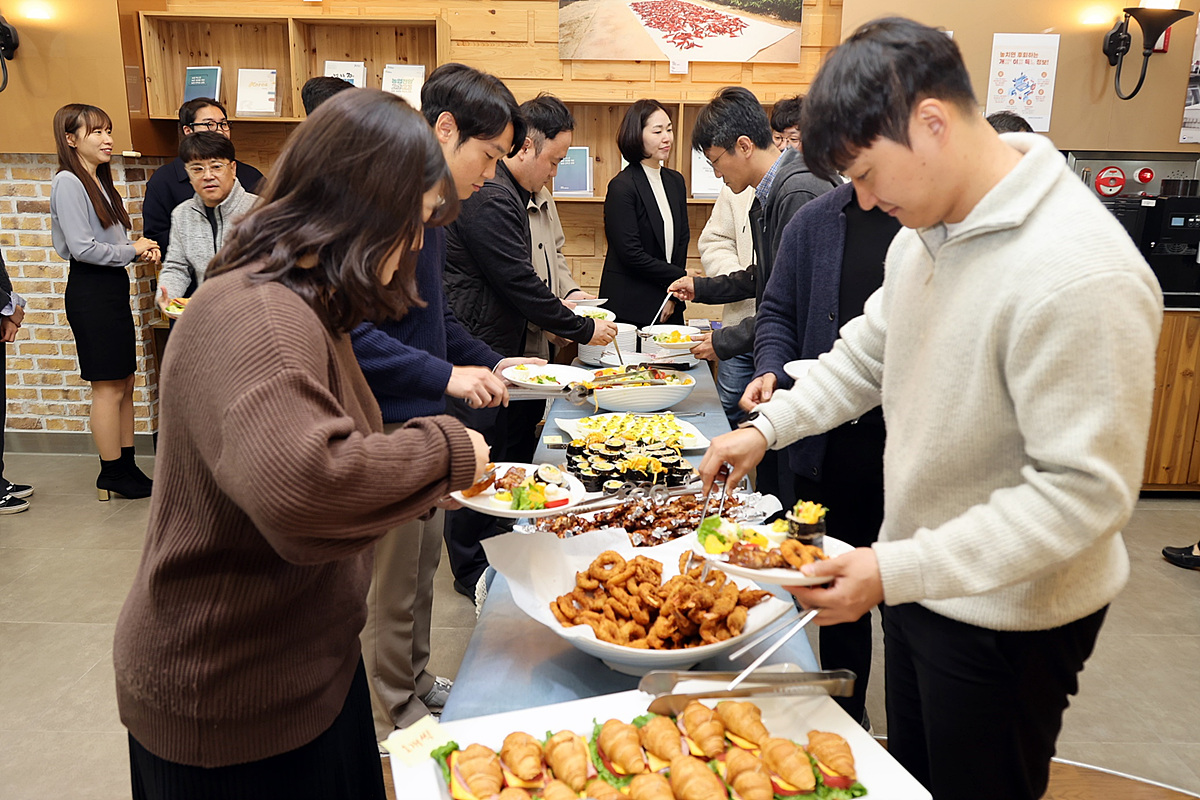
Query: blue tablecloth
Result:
<box><xmin>441</xmin><ymin>363</ymin><xmax>820</xmax><ymax>722</ymax></box>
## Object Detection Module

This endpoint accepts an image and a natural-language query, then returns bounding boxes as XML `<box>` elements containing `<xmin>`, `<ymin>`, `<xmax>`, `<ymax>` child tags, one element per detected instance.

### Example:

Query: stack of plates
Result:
<box><xmin>579</xmin><ymin>321</ymin><xmax>637</xmax><ymax>367</ymax></box>
<box><xmin>640</xmin><ymin>324</ymin><xmax>701</xmax><ymax>366</ymax></box>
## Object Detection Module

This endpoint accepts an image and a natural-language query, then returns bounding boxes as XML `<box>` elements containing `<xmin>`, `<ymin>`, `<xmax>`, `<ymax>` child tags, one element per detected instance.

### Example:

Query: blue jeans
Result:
<box><xmin>715</xmin><ymin>351</ymin><xmax>756</xmax><ymax>427</ymax></box>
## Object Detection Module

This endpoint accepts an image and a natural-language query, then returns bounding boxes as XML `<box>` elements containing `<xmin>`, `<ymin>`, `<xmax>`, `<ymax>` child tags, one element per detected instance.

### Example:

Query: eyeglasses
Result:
<box><xmin>706</xmin><ymin>148</ymin><xmax>729</xmax><ymax>171</ymax></box>
<box><xmin>185</xmin><ymin>161</ymin><xmax>231</xmax><ymax>178</ymax></box>
<box><xmin>190</xmin><ymin>120</ymin><xmax>231</xmax><ymax>133</ymax></box>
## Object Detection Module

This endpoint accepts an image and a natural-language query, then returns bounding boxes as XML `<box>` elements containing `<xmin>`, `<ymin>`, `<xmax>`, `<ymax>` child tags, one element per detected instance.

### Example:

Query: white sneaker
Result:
<box><xmin>421</xmin><ymin>676</ymin><xmax>453</xmax><ymax>710</ymax></box>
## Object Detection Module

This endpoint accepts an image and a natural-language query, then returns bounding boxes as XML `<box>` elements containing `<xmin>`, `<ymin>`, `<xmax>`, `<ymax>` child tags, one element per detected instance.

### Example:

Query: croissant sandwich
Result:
<box><xmin>639</xmin><ymin>714</ymin><xmax>684</xmax><ymax>762</ymax></box>
<box><xmin>807</xmin><ymin>729</ymin><xmax>857</xmax><ymax>781</ymax></box>
<box><xmin>541</xmin><ymin>778</ymin><xmax>579</xmax><ymax>800</ymax></box>
<box><xmin>457</xmin><ymin>743</ymin><xmax>504</xmax><ymax>798</ymax></box>
<box><xmin>680</xmin><ymin>700</ymin><xmax>726</xmax><ymax>757</ymax></box>
<box><xmin>496</xmin><ymin>789</ymin><xmax>532</xmax><ymax>800</ymax></box>
<box><xmin>545</xmin><ymin>730</ymin><xmax>590</xmax><ymax>791</ymax></box>
<box><xmin>724</xmin><ymin>747</ymin><xmax>774</xmax><ymax>800</ymax></box>
<box><xmin>629</xmin><ymin>772</ymin><xmax>674</xmax><ymax>800</ymax></box>
<box><xmin>716</xmin><ymin>700</ymin><xmax>771</xmax><ymax>746</ymax></box>
<box><xmin>669</xmin><ymin>754</ymin><xmax>727</xmax><ymax>800</ymax></box>
<box><xmin>598</xmin><ymin>718</ymin><xmax>647</xmax><ymax>775</ymax></box>
<box><xmin>761</xmin><ymin>737</ymin><xmax>816</xmax><ymax>793</ymax></box>
<box><xmin>500</xmin><ymin>731</ymin><xmax>544</xmax><ymax>782</ymax></box>
<box><xmin>585</xmin><ymin>777</ymin><xmax>625</xmax><ymax>800</ymax></box>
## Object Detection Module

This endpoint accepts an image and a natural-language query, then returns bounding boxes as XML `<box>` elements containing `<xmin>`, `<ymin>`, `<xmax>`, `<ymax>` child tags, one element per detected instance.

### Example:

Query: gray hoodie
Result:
<box><xmin>158</xmin><ymin>180</ymin><xmax>258</xmax><ymax>301</ymax></box>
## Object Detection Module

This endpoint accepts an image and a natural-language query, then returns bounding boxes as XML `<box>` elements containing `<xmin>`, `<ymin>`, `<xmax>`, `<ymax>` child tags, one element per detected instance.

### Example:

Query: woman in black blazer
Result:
<box><xmin>599</xmin><ymin>99</ymin><xmax>690</xmax><ymax>326</ymax></box>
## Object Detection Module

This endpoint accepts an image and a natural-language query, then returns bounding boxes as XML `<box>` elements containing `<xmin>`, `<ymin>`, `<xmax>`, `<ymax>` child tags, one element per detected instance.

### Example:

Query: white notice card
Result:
<box><xmin>236</xmin><ymin>68</ymin><xmax>278</xmax><ymax>117</ymax></box>
<box><xmin>382</xmin><ymin>64</ymin><xmax>426</xmax><ymax>109</ymax></box>
<box><xmin>985</xmin><ymin>33</ymin><xmax>1060</xmax><ymax>132</ymax></box>
<box><xmin>324</xmin><ymin>60</ymin><xmax>367</xmax><ymax>88</ymax></box>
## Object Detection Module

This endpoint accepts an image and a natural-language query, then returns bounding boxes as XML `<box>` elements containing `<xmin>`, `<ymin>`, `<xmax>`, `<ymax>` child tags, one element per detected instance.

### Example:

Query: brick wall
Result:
<box><xmin>2</xmin><ymin>153</ymin><xmax>169</xmax><ymax>437</ymax></box>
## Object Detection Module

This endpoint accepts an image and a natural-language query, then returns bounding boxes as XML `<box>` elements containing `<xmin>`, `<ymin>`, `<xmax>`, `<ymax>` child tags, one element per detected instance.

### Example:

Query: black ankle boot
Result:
<box><xmin>121</xmin><ymin>446</ymin><xmax>153</xmax><ymax>489</ymax></box>
<box><xmin>97</xmin><ymin>456</ymin><xmax>152</xmax><ymax>501</ymax></box>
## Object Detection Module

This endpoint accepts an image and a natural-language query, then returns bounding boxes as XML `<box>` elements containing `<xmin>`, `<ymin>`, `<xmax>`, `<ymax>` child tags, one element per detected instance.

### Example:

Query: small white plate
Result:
<box><xmin>573</xmin><ymin>306</ymin><xmax>616</xmax><ymax>322</ymax></box>
<box><xmin>652</xmin><ymin>338</ymin><xmax>700</xmax><ymax>350</ymax></box>
<box><xmin>501</xmin><ymin>363</ymin><xmax>593</xmax><ymax>389</ymax></box>
<box><xmin>450</xmin><ymin>462</ymin><xmax>588</xmax><ymax>519</ymax></box>
<box><xmin>695</xmin><ymin>532</ymin><xmax>852</xmax><ymax>586</ymax></box>
<box><xmin>570</xmin><ymin>297</ymin><xmax>608</xmax><ymax>307</ymax></box>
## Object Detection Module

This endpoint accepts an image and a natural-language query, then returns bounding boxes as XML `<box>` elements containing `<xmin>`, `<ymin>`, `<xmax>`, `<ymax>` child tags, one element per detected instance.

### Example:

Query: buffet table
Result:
<box><xmin>441</xmin><ymin>362</ymin><xmax>821</xmax><ymax>722</ymax></box>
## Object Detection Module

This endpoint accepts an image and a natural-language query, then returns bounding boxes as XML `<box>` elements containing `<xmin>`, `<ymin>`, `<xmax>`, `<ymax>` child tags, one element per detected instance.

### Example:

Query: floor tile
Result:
<box><xmin>426</xmin><ymin>626</ymin><xmax>476</xmax><ymax>683</ymax></box>
<box><xmin>30</xmin><ymin>648</ymin><xmax>123</xmax><ymax>733</ymax></box>
<box><xmin>0</xmin><ymin>622</ymin><xmax>114</xmax><ymax>728</ymax></box>
<box><xmin>1053</xmin><ymin>742</ymin><xmax>1200</xmax><ymax>796</ymax></box>
<box><xmin>0</xmin><ymin>549</ymin><xmax>141</xmax><ymax>623</ymax></box>
<box><xmin>0</xmin><ymin>730</ymin><xmax>130</xmax><ymax>800</ymax></box>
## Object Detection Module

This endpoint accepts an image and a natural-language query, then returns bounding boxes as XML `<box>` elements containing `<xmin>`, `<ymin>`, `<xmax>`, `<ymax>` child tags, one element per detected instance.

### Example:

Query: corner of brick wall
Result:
<box><xmin>2</xmin><ymin>153</ymin><xmax>169</xmax><ymax>436</ymax></box>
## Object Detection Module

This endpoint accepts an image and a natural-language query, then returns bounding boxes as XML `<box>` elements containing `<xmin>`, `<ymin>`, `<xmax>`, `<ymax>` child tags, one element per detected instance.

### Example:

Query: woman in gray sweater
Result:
<box><xmin>50</xmin><ymin>104</ymin><xmax>160</xmax><ymax>500</ymax></box>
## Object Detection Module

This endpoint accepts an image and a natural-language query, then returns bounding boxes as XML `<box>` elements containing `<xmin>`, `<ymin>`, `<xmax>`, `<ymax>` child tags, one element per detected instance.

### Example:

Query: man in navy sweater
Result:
<box><xmin>350</xmin><ymin>64</ymin><xmax>533</xmax><ymax>742</ymax></box>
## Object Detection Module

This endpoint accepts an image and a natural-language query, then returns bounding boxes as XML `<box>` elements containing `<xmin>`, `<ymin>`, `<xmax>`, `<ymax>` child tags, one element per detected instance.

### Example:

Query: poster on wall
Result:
<box><xmin>984</xmin><ymin>33</ymin><xmax>1060</xmax><ymax>132</ymax></box>
<box><xmin>1178</xmin><ymin>24</ymin><xmax>1200</xmax><ymax>142</ymax></box>
<box><xmin>558</xmin><ymin>0</ymin><xmax>801</xmax><ymax>64</ymax></box>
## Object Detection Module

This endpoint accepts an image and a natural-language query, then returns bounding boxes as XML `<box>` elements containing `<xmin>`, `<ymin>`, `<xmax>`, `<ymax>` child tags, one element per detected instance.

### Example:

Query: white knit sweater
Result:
<box><xmin>755</xmin><ymin>134</ymin><xmax>1163</xmax><ymax>631</ymax></box>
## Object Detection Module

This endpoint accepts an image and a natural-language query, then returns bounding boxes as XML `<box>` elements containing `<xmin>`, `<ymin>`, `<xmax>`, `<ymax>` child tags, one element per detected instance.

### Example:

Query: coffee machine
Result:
<box><xmin>1141</xmin><ymin>195</ymin><xmax>1200</xmax><ymax>306</ymax></box>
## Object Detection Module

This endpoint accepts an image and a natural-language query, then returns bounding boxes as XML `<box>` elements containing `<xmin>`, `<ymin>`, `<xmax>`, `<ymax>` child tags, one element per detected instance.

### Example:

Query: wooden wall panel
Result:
<box><xmin>1145</xmin><ymin>312</ymin><xmax>1200</xmax><ymax>486</ymax></box>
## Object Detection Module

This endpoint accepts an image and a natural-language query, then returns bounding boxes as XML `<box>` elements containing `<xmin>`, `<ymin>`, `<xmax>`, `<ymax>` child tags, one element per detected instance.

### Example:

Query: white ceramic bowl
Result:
<box><xmin>592</xmin><ymin>375</ymin><xmax>696</xmax><ymax>413</ymax></box>
<box><xmin>578</xmin><ymin>322</ymin><xmax>637</xmax><ymax>367</ymax></box>
<box><xmin>640</xmin><ymin>324</ymin><xmax>701</xmax><ymax>366</ymax></box>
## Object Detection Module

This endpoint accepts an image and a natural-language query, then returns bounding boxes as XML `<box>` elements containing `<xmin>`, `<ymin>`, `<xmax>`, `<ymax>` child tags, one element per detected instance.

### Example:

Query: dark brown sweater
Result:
<box><xmin>113</xmin><ymin>265</ymin><xmax>477</xmax><ymax>767</ymax></box>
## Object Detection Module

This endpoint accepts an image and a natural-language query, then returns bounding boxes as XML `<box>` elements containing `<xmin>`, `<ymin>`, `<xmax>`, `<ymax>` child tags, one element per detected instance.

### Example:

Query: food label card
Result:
<box><xmin>383</xmin><ymin>714</ymin><xmax>453</xmax><ymax>768</ymax></box>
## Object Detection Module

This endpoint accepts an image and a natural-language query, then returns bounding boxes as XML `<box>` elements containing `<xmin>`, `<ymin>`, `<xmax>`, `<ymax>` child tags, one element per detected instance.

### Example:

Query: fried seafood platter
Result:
<box><xmin>422</xmin><ymin>698</ymin><xmax>874</xmax><ymax>800</ymax></box>
<box><xmin>481</xmin><ymin>530</ymin><xmax>793</xmax><ymax>675</ymax></box>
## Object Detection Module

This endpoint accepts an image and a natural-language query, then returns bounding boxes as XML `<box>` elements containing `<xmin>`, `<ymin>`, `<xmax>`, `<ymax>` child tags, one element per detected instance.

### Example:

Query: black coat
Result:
<box><xmin>599</xmin><ymin>163</ymin><xmax>689</xmax><ymax>327</ymax></box>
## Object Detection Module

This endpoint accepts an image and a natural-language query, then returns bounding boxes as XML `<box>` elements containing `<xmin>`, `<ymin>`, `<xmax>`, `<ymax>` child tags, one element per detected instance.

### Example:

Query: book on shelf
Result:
<box><xmin>690</xmin><ymin>148</ymin><xmax>724</xmax><ymax>198</ymax></box>
<box><xmin>553</xmin><ymin>146</ymin><xmax>593</xmax><ymax>197</ymax></box>
<box><xmin>235</xmin><ymin>69</ymin><xmax>279</xmax><ymax>117</ymax></box>
<box><xmin>183</xmin><ymin>66</ymin><xmax>221</xmax><ymax>103</ymax></box>
<box><xmin>324</xmin><ymin>60</ymin><xmax>367</xmax><ymax>88</ymax></box>
<box><xmin>381</xmin><ymin>64</ymin><xmax>426</xmax><ymax>109</ymax></box>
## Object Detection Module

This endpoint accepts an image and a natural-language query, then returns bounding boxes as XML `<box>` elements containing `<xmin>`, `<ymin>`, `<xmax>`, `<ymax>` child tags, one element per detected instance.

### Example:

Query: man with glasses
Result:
<box><xmin>154</xmin><ymin>132</ymin><xmax>258</xmax><ymax>313</ymax></box>
<box><xmin>143</xmin><ymin>98</ymin><xmax>265</xmax><ymax>257</ymax></box>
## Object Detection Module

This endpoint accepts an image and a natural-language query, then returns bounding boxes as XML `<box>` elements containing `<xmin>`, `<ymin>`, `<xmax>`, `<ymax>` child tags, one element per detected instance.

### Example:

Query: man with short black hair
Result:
<box><xmin>668</xmin><ymin>86</ymin><xmax>835</xmax><ymax>432</ymax></box>
<box><xmin>701</xmin><ymin>18</ymin><xmax>1162</xmax><ymax>800</ymax></box>
<box><xmin>986</xmin><ymin>109</ymin><xmax>1034</xmax><ymax>133</ymax></box>
<box><xmin>143</xmin><ymin>98</ymin><xmax>265</xmax><ymax>256</ymax></box>
<box><xmin>771</xmin><ymin>95</ymin><xmax>803</xmax><ymax>150</ymax></box>
<box><xmin>301</xmin><ymin>76</ymin><xmax>355</xmax><ymax>115</ymax></box>
<box><xmin>444</xmin><ymin>91</ymin><xmax>617</xmax><ymax>592</ymax></box>
<box><xmin>351</xmin><ymin>63</ymin><xmax>535</xmax><ymax>741</ymax></box>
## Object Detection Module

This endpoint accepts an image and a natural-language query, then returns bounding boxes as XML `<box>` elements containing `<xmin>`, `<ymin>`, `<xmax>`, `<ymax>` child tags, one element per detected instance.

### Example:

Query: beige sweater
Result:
<box><xmin>113</xmin><ymin>265</ymin><xmax>477</xmax><ymax>767</ymax></box>
<box><xmin>698</xmin><ymin>185</ymin><xmax>756</xmax><ymax>327</ymax></box>
<box><xmin>754</xmin><ymin>134</ymin><xmax>1162</xmax><ymax>631</ymax></box>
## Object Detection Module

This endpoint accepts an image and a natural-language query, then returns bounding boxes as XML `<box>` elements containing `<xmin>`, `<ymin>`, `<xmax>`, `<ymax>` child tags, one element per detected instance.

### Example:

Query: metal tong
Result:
<box><xmin>638</xmin><ymin>667</ymin><xmax>857</xmax><ymax>716</ymax></box>
<box><xmin>699</xmin><ymin>462</ymin><xmax>732</xmax><ymax>521</ymax></box>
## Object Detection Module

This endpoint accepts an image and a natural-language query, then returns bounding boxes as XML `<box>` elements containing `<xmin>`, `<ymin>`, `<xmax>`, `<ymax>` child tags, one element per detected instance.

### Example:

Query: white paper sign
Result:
<box><xmin>324</xmin><ymin>60</ymin><xmax>366</xmax><ymax>88</ymax></box>
<box><xmin>985</xmin><ymin>33</ymin><xmax>1060</xmax><ymax>132</ymax></box>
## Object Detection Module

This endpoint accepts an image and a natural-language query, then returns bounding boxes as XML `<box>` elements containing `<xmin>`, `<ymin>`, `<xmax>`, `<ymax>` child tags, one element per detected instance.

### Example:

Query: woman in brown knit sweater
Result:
<box><xmin>113</xmin><ymin>90</ymin><xmax>489</xmax><ymax>799</ymax></box>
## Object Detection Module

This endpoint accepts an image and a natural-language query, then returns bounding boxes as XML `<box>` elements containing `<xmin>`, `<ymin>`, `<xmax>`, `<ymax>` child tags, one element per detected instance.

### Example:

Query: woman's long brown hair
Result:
<box><xmin>52</xmin><ymin>104</ymin><xmax>131</xmax><ymax>230</ymax></box>
<box><xmin>209</xmin><ymin>89</ymin><xmax>458</xmax><ymax>334</ymax></box>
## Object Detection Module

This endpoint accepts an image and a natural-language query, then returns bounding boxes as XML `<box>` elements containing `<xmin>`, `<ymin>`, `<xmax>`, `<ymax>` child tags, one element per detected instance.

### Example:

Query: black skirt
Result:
<box><xmin>64</xmin><ymin>258</ymin><xmax>136</xmax><ymax>382</ymax></box>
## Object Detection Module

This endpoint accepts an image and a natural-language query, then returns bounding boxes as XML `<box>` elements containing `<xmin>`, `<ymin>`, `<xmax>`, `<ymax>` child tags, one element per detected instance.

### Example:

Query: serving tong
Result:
<box><xmin>505</xmin><ymin>367</ymin><xmax>672</xmax><ymax>404</ymax></box>
<box><xmin>638</xmin><ymin>666</ymin><xmax>856</xmax><ymax>716</ymax></box>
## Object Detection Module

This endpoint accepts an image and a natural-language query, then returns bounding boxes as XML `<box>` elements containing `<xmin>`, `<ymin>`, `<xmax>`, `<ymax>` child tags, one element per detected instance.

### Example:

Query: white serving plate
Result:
<box><xmin>571</xmin><ymin>297</ymin><xmax>608</xmax><ymax>307</ymax></box>
<box><xmin>593</xmin><ymin>377</ymin><xmax>696</xmax><ymax>413</ymax></box>
<box><xmin>450</xmin><ymin>463</ymin><xmax>588</xmax><ymax>519</ymax></box>
<box><xmin>501</xmin><ymin>363</ymin><xmax>594</xmax><ymax>389</ymax></box>
<box><xmin>640</xmin><ymin>324</ymin><xmax>700</xmax><ymax>366</ymax></box>
<box><xmin>696</xmin><ymin>532</ymin><xmax>853</xmax><ymax>586</ymax></box>
<box><xmin>784</xmin><ymin>358</ymin><xmax>820</xmax><ymax>382</ymax></box>
<box><xmin>389</xmin><ymin>688</ymin><xmax>931</xmax><ymax>800</ymax></box>
<box><xmin>574</xmin><ymin>306</ymin><xmax>617</xmax><ymax>322</ymax></box>
<box><xmin>554</xmin><ymin>412</ymin><xmax>711</xmax><ymax>450</ymax></box>
<box><xmin>483</xmin><ymin>529</ymin><xmax>791</xmax><ymax>676</ymax></box>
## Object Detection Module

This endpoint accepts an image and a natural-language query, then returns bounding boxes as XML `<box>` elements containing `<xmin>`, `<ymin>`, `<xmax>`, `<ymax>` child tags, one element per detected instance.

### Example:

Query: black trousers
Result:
<box><xmin>128</xmin><ymin>658</ymin><xmax>385</xmax><ymax>800</ymax></box>
<box><xmin>792</xmin><ymin>419</ymin><xmax>885</xmax><ymax>724</ymax></box>
<box><xmin>1</xmin><ymin>342</ymin><xmax>6</xmax><ymax>479</ymax></box>
<box><xmin>442</xmin><ymin>398</ymin><xmax>544</xmax><ymax>587</ymax></box>
<box><xmin>882</xmin><ymin>602</ymin><xmax>1107</xmax><ymax>800</ymax></box>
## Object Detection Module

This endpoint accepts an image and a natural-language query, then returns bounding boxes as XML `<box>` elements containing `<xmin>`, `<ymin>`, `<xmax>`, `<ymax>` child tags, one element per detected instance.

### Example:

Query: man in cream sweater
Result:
<box><xmin>700</xmin><ymin>18</ymin><xmax>1162</xmax><ymax>800</ymax></box>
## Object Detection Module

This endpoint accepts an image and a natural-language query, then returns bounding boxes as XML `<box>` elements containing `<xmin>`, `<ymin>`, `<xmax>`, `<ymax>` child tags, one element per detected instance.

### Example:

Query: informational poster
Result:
<box><xmin>1178</xmin><ymin>22</ymin><xmax>1200</xmax><ymax>143</ymax></box>
<box><xmin>985</xmin><ymin>33</ymin><xmax>1060</xmax><ymax>132</ymax></box>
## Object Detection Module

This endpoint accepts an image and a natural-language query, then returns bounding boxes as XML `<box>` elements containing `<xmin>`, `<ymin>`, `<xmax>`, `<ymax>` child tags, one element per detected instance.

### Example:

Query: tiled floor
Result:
<box><xmin>1</xmin><ymin>452</ymin><xmax>1198</xmax><ymax>798</ymax></box>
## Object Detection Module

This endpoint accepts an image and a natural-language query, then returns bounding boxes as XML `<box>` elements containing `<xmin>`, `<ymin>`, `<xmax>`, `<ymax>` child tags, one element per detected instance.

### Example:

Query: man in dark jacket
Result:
<box><xmin>0</xmin><ymin>250</ymin><xmax>33</xmax><ymax>514</ymax></box>
<box><xmin>443</xmin><ymin>93</ymin><xmax>617</xmax><ymax>594</ymax></box>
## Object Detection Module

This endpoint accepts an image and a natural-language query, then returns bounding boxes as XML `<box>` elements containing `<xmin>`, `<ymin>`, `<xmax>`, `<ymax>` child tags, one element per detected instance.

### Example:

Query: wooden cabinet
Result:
<box><xmin>138</xmin><ymin>11</ymin><xmax>442</xmax><ymax>123</ymax></box>
<box><xmin>1144</xmin><ymin>311</ymin><xmax>1200</xmax><ymax>488</ymax></box>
